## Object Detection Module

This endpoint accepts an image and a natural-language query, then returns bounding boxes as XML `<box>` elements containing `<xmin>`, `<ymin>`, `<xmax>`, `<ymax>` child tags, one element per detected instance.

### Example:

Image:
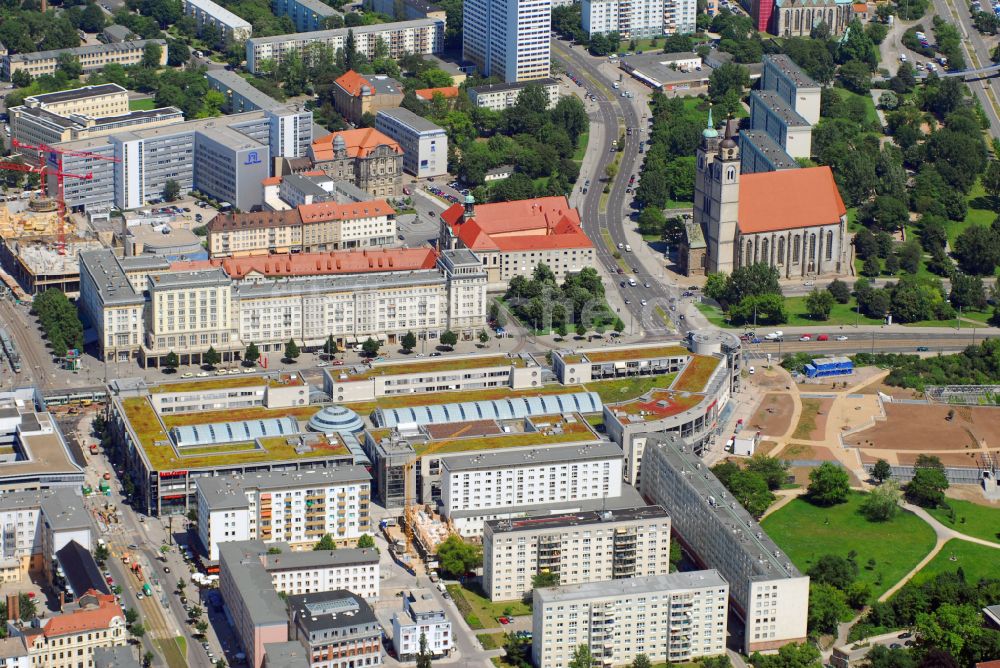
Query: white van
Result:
<box><xmin>624</xmin><ymin>244</ymin><xmax>632</xmax><ymax>252</ymax></box>
<box><xmin>628</xmin><ymin>278</ymin><xmax>637</xmax><ymax>287</ymax></box>
<box><xmin>612</xmin><ymin>81</ymin><xmax>620</xmax><ymax>89</ymax></box>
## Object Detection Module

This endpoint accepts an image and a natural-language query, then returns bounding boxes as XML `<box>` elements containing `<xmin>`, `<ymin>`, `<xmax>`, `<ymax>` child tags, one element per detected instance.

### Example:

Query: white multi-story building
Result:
<box><xmin>0</xmin><ymin>489</ymin><xmax>91</xmax><ymax>583</ymax></box>
<box><xmin>663</xmin><ymin>0</ymin><xmax>696</xmax><ymax>34</ymax></box>
<box><xmin>639</xmin><ymin>433</ymin><xmax>810</xmax><ymax>654</ymax></box>
<box><xmin>374</xmin><ymin>108</ymin><xmax>448</xmax><ymax>178</ymax></box>
<box><xmin>79</xmin><ymin>247</ymin><xmax>488</xmax><ymax>368</ymax></box>
<box><xmin>196</xmin><ymin>468</ymin><xmax>372</xmax><ymax>560</ymax></box>
<box><xmin>463</xmin><ymin>0</ymin><xmax>551</xmax><ymax>83</ymax></box>
<box><xmin>439</xmin><ymin>442</ymin><xmax>624</xmax><ymax>536</ymax></box>
<box><xmin>181</xmin><ymin>0</ymin><xmax>253</xmax><ymax>41</ymax></box>
<box><xmin>582</xmin><ymin>0</ymin><xmax>665</xmax><ymax>39</ymax></box>
<box><xmin>482</xmin><ymin>506</ymin><xmax>672</xmax><ymax>602</ymax></box>
<box><xmin>532</xmin><ymin>571</ymin><xmax>730</xmax><ymax>668</ymax></box>
<box><xmin>391</xmin><ymin>590</ymin><xmax>453</xmax><ymax>660</ymax></box>
<box><xmin>466</xmin><ymin>78</ymin><xmax>560</xmax><ymax>111</ymax></box>
<box><xmin>245</xmin><ymin>19</ymin><xmax>444</xmax><ymax>73</ymax></box>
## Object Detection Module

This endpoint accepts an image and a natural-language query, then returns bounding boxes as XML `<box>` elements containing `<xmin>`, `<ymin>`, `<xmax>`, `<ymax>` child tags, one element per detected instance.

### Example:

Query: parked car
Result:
<box><xmin>817</xmin><ymin>334</ymin><xmax>829</xmax><ymax>341</ymax></box>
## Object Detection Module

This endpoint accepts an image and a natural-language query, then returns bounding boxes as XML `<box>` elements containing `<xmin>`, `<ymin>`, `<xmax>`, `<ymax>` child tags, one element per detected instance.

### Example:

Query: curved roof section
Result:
<box><xmin>308</xmin><ymin>405</ymin><xmax>364</xmax><ymax>434</ymax></box>
<box><xmin>374</xmin><ymin>391</ymin><xmax>602</xmax><ymax>428</ymax></box>
<box><xmin>171</xmin><ymin>417</ymin><xmax>300</xmax><ymax>447</ymax></box>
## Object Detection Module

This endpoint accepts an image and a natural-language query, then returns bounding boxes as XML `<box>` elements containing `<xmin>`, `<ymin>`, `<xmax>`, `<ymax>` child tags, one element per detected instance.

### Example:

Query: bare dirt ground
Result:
<box><xmin>846</xmin><ymin>404</ymin><xmax>1000</xmax><ymax>451</ymax></box>
<box><xmin>749</xmin><ymin>393</ymin><xmax>796</xmax><ymax>436</ymax></box>
<box><xmin>754</xmin><ymin>367</ymin><xmax>794</xmax><ymax>390</ymax></box>
<box><xmin>783</xmin><ymin>443</ymin><xmax>839</xmax><ymax>462</ymax></box>
<box><xmin>855</xmin><ymin>380</ymin><xmax>923</xmax><ymax>399</ymax></box>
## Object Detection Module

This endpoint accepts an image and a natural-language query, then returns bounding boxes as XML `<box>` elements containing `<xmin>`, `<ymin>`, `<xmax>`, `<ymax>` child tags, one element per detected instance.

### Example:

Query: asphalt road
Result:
<box><xmin>552</xmin><ymin>39</ymin><xmax>689</xmax><ymax>337</ymax></box>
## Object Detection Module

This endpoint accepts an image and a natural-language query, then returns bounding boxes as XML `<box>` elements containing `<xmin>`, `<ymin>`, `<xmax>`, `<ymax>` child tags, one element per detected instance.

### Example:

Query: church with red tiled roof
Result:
<box><xmin>684</xmin><ymin>116</ymin><xmax>848</xmax><ymax>278</ymax></box>
<box><xmin>439</xmin><ymin>195</ymin><xmax>595</xmax><ymax>290</ymax></box>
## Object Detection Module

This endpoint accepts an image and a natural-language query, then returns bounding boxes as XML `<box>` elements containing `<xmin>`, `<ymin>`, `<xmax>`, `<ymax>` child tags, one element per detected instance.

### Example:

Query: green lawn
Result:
<box><xmin>585</xmin><ymin>373</ymin><xmax>677</xmax><ymax>403</ymax></box>
<box><xmin>927</xmin><ymin>499</ymin><xmax>1000</xmax><ymax>545</ymax></box>
<box><xmin>911</xmin><ymin>538</ymin><xmax>1000</xmax><ymax>585</ymax></box>
<box><xmin>152</xmin><ymin>637</ymin><xmax>188</xmax><ymax>668</ymax></box>
<box><xmin>783</xmin><ymin>296</ymin><xmax>887</xmax><ymax>327</ymax></box>
<box><xmin>477</xmin><ymin>632</ymin><xmax>505</xmax><ymax>650</ymax></box>
<box><xmin>572</xmin><ymin>129</ymin><xmax>589</xmax><ymax>163</ymax></box>
<box><xmin>129</xmin><ymin>98</ymin><xmax>156</xmax><ymax>111</ymax></box>
<box><xmin>447</xmin><ymin>583</ymin><xmax>531</xmax><ymax>629</ymax></box>
<box><xmin>761</xmin><ymin>492</ymin><xmax>937</xmax><ymax>598</ymax></box>
<box><xmin>833</xmin><ymin>87</ymin><xmax>880</xmax><ymax>126</ymax></box>
<box><xmin>956</xmin><ymin>180</ymin><xmax>995</xmax><ymax>246</ymax></box>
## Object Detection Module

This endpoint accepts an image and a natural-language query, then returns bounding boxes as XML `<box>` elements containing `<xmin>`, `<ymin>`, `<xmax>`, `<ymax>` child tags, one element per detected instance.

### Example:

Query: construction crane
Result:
<box><xmin>11</xmin><ymin>139</ymin><xmax>120</xmax><ymax>254</ymax></box>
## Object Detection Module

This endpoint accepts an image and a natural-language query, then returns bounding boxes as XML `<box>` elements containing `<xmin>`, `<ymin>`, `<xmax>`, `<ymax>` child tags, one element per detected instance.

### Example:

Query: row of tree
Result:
<box><xmin>852</xmin><ymin>338</ymin><xmax>1000</xmax><ymax>389</ymax></box>
<box><xmin>504</xmin><ymin>264</ymin><xmax>615</xmax><ymax>332</ymax></box>
<box><xmin>32</xmin><ymin>288</ymin><xmax>84</xmax><ymax>358</ymax></box>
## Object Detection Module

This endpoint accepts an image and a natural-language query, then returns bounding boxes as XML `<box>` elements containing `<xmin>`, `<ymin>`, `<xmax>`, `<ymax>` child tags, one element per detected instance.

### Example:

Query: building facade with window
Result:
<box><xmin>374</xmin><ymin>108</ymin><xmax>448</xmax><ymax>178</ymax></box>
<box><xmin>483</xmin><ymin>506</ymin><xmax>672</xmax><ymax>602</ymax></box>
<box><xmin>531</xmin><ymin>571</ymin><xmax>729</xmax><ymax>668</ymax></box>
<box><xmin>462</xmin><ymin>0</ymin><xmax>551</xmax><ymax>82</ymax></box>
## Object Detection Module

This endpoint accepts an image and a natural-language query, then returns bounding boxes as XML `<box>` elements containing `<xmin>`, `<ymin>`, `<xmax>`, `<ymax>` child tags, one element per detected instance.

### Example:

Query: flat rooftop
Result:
<box><xmin>0</xmin><ymin>413</ymin><xmax>83</xmax><ymax>479</ymax></box>
<box><xmin>752</xmin><ymin>89</ymin><xmax>810</xmax><ymax>127</ymax></box>
<box><xmin>673</xmin><ymin>354</ymin><xmax>723</xmax><ymax>393</ymax></box>
<box><xmin>764</xmin><ymin>54</ymin><xmax>820</xmax><ymax>90</ymax></box>
<box><xmin>649</xmin><ymin>433</ymin><xmax>802</xmax><ymax>579</ymax></box>
<box><xmin>448</xmin><ymin>482</ymin><xmax>645</xmax><ymax>519</ymax></box>
<box><xmin>376</xmin><ymin>107</ymin><xmax>444</xmax><ymax>133</ymax></box>
<box><xmin>7</xmin><ymin>39</ymin><xmax>165</xmax><ymax>63</ymax></box>
<box><xmin>340</xmin><ymin>354</ymin><xmax>529</xmax><ymax>381</ymax></box>
<box><xmin>485</xmin><ymin>504</ymin><xmax>668</xmax><ymax>534</ymax></box>
<box><xmin>562</xmin><ymin>344</ymin><xmax>689</xmax><ymax>365</ymax></box>
<box><xmin>415</xmin><ymin>413</ymin><xmax>596</xmax><ymax>456</ymax></box>
<box><xmin>470</xmin><ymin>78</ymin><xmax>559</xmax><ymax>94</ymax></box>
<box><xmin>535</xmin><ymin>570</ymin><xmax>728</xmax><ymax>604</ymax></box>
<box><xmin>206</xmin><ymin>69</ymin><xmax>281</xmax><ymax>111</ymax></box>
<box><xmin>247</xmin><ymin>18</ymin><xmax>441</xmax><ymax>46</ymax></box>
<box><xmin>287</xmin><ymin>590</ymin><xmax>377</xmax><ymax>632</ymax></box>
<box><xmin>118</xmin><ymin>397</ymin><xmax>349</xmax><ymax>471</ymax></box>
<box><xmin>441</xmin><ymin>441</ymin><xmax>622</xmax><ymax>472</ymax></box>
<box><xmin>218</xmin><ymin>542</ymin><xmax>288</xmax><ymax>627</ymax></box>
<box><xmin>197</xmin><ymin>466</ymin><xmax>370</xmax><ymax>509</ymax></box>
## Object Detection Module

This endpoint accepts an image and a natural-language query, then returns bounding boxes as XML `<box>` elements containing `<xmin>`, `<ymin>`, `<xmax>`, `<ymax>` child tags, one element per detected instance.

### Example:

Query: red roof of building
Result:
<box><xmin>173</xmin><ymin>248</ymin><xmax>439</xmax><ymax>279</ymax></box>
<box><xmin>298</xmin><ymin>200</ymin><xmax>395</xmax><ymax>223</ymax></box>
<box><xmin>311</xmin><ymin>128</ymin><xmax>402</xmax><ymax>161</ymax></box>
<box><xmin>43</xmin><ymin>595</ymin><xmax>121</xmax><ymax>638</ymax></box>
<box><xmin>852</xmin><ymin>2</ymin><xmax>868</xmax><ymax>11</ymax></box>
<box><xmin>737</xmin><ymin>167</ymin><xmax>846</xmax><ymax>234</ymax></box>
<box><xmin>415</xmin><ymin>87</ymin><xmax>460</xmax><ymax>101</ymax></box>
<box><xmin>441</xmin><ymin>196</ymin><xmax>593</xmax><ymax>252</ymax></box>
<box><xmin>334</xmin><ymin>70</ymin><xmax>372</xmax><ymax>97</ymax></box>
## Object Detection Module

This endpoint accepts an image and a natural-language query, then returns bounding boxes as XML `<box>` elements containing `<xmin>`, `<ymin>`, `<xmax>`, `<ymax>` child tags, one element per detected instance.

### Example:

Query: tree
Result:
<box><xmin>839</xmin><ymin>59</ymin><xmax>872</xmax><ymax>94</ymax></box>
<box><xmin>478</xmin><ymin>329</ymin><xmax>490</xmax><ymax>346</ymax></box>
<box><xmin>203</xmin><ymin>346</ymin><xmax>220</xmax><ymax>368</ymax></box>
<box><xmin>177</xmin><ymin>578</ymin><xmax>186</xmax><ymax>593</ymax></box>
<box><xmin>142</xmin><ymin>41</ymin><xmax>163</xmax><ymax>68</ymax></box>
<box><xmin>872</xmin><ymin>459</ymin><xmax>893</xmax><ymax>484</ymax></box>
<box><xmin>950</xmin><ymin>272</ymin><xmax>988</xmax><ymax>310</ymax></box>
<box><xmin>827</xmin><ymin>279</ymin><xmax>851</xmax><ymax>304</ymax></box>
<box><xmin>57</xmin><ymin>52</ymin><xmax>83</xmax><ymax>79</ymax></box>
<box><xmin>953</xmin><ymin>225</ymin><xmax>1000</xmax><ymax>275</ymax></box>
<box><xmin>809</xmin><ymin>582</ymin><xmax>851</xmax><ymax>635</ymax></box>
<box><xmin>143</xmin><ymin>651</ymin><xmax>155</xmax><ymax>668</ymax></box>
<box><xmin>17</xmin><ymin>593</ymin><xmax>36</xmax><ymax>621</ymax></box>
<box><xmin>195</xmin><ymin>620</ymin><xmax>209</xmax><ymax>636</ymax></box>
<box><xmin>860</xmin><ymin>481</ymin><xmax>902</xmax><ymax>521</ymax></box>
<box><xmin>863</xmin><ymin>255</ymin><xmax>882</xmax><ymax>277</ymax></box>
<box><xmin>244</xmin><ymin>342</ymin><xmax>260</xmax><ymax>366</ymax></box>
<box><xmin>613</xmin><ymin>318</ymin><xmax>625</xmax><ymax>334</ymax></box>
<box><xmin>164</xmin><ymin>351</ymin><xmax>179</xmax><ymax>372</ymax></box>
<box><xmin>637</xmin><ymin>206</ymin><xmax>667</xmax><ymax>237</ymax></box>
<box><xmin>750</xmin><ymin>644</ymin><xmax>823</xmax><ymax>668</ymax></box>
<box><xmin>314</xmin><ymin>534</ymin><xmax>337</xmax><ymax>551</ymax></box>
<box><xmin>805</xmin><ymin>288</ymin><xmax>835</xmax><ymax>320</ymax></box>
<box><xmin>416</xmin><ymin>632</ymin><xmax>432</xmax><ymax>668</ymax></box>
<box><xmin>709</xmin><ymin>62</ymin><xmax>750</xmax><ymax>106</ymax></box>
<box><xmin>532</xmin><ymin>571</ymin><xmax>560</xmax><ymax>589</ymax></box>
<box><xmin>568</xmin><ymin>645</ymin><xmax>594</xmax><ymax>668</ymax></box>
<box><xmin>555</xmin><ymin>323</ymin><xmax>568</xmax><ymax>338</ymax></box>
<box><xmin>131</xmin><ymin>623</ymin><xmax>146</xmax><ymax>638</ymax></box>
<box><xmin>916</xmin><ymin>603</ymin><xmax>988</xmax><ymax>662</ymax></box>
<box><xmin>879</xmin><ymin>91</ymin><xmax>900</xmax><ymax>111</ymax></box>
<box><xmin>435</xmin><ymin>535</ymin><xmax>482</xmax><ymax>577</ymax></box>
<box><xmin>726</xmin><ymin>470</ymin><xmax>775</xmax><ymax>518</ymax></box>
<box><xmin>745</xmin><ymin>454</ymin><xmax>789</xmax><ymax>490</ymax></box>
<box><xmin>808</xmin><ymin>554</ymin><xmax>858</xmax><ymax>589</ymax></box>
<box><xmin>906</xmin><ymin>459</ymin><xmax>949</xmax><ymax>507</ymax></box>
<box><xmin>440</xmin><ymin>330</ymin><xmax>458</xmax><ymax>349</ymax></box>
<box><xmin>95</xmin><ymin>542</ymin><xmax>109</xmax><ymax>565</ymax></box>
<box><xmin>186</xmin><ymin>508</ymin><xmax>198</xmax><ymax>524</ymax></box>
<box><xmin>284</xmin><ymin>338</ymin><xmax>300</xmax><ymax>361</ymax></box>
<box><xmin>807</xmin><ymin>462</ymin><xmax>851</xmax><ymax>506</ymax></box>
<box><xmin>361</xmin><ymin>337</ymin><xmax>380</xmax><ymax>357</ymax></box>
<box><xmin>401</xmin><ymin>331</ymin><xmax>417</xmax><ymax>353</ymax></box>
<box><xmin>81</xmin><ymin>3</ymin><xmax>107</xmax><ymax>32</ymax></box>
<box><xmin>125</xmin><ymin>608</ymin><xmax>139</xmax><ymax>626</ymax></box>
<box><xmin>983</xmin><ymin>160</ymin><xmax>1000</xmax><ymax>208</ymax></box>
<box><xmin>631</xmin><ymin>655</ymin><xmax>653</xmax><ymax>668</ymax></box>
<box><xmin>163</xmin><ymin>179</ymin><xmax>181</xmax><ymax>202</ymax></box>
<box><xmin>357</xmin><ymin>534</ymin><xmax>376</xmax><ymax>549</ymax></box>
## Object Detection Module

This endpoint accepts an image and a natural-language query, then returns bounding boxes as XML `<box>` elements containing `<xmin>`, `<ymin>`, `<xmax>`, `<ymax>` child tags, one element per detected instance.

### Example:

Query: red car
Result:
<box><xmin>499</xmin><ymin>617</ymin><xmax>511</xmax><ymax>625</ymax></box>
<box><xmin>817</xmin><ymin>334</ymin><xmax>829</xmax><ymax>341</ymax></box>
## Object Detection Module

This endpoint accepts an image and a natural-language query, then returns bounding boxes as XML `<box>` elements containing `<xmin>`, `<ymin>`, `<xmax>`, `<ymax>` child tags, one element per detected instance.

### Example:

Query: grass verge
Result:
<box><xmin>153</xmin><ymin>637</ymin><xmax>187</xmax><ymax>668</ymax></box>
<box><xmin>911</xmin><ymin>538</ymin><xmax>1000</xmax><ymax>585</ymax></box>
<box><xmin>447</xmin><ymin>582</ymin><xmax>530</xmax><ymax>629</ymax></box>
<box><xmin>927</xmin><ymin>498</ymin><xmax>1000</xmax><ymax>545</ymax></box>
<box><xmin>792</xmin><ymin>398</ymin><xmax>822</xmax><ymax>440</ymax></box>
<box><xmin>477</xmin><ymin>632</ymin><xmax>505</xmax><ymax>650</ymax></box>
<box><xmin>761</xmin><ymin>492</ymin><xmax>937</xmax><ymax>599</ymax></box>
